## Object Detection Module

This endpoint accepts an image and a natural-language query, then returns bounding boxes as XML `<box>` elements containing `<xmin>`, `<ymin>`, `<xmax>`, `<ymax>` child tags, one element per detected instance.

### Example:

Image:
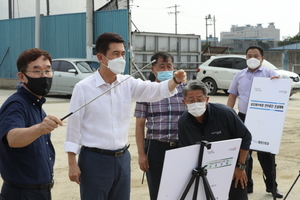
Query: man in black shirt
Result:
<box><xmin>178</xmin><ymin>80</ymin><xmax>252</xmax><ymax>200</ymax></box>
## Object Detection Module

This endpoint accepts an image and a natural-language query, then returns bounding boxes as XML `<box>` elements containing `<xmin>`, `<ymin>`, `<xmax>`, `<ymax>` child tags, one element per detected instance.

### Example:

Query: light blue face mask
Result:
<box><xmin>156</xmin><ymin>71</ymin><xmax>174</xmax><ymax>81</ymax></box>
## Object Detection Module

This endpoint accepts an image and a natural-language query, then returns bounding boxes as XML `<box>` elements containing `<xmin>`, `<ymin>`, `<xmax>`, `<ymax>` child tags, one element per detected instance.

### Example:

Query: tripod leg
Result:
<box><xmin>202</xmin><ymin>174</ymin><xmax>216</xmax><ymax>200</ymax></box>
<box><xmin>180</xmin><ymin>172</ymin><xmax>197</xmax><ymax>200</ymax></box>
<box><xmin>192</xmin><ymin>176</ymin><xmax>200</xmax><ymax>200</ymax></box>
<box><xmin>283</xmin><ymin>171</ymin><xmax>300</xmax><ymax>200</ymax></box>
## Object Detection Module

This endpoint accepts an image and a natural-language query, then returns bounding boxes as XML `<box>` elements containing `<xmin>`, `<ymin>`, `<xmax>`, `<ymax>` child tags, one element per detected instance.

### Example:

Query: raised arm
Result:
<box><xmin>6</xmin><ymin>115</ymin><xmax>63</xmax><ymax>147</ymax></box>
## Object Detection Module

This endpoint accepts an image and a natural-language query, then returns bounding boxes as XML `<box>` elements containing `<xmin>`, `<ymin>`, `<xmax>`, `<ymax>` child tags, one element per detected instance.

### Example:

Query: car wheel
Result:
<box><xmin>203</xmin><ymin>78</ymin><xmax>218</xmax><ymax>95</ymax></box>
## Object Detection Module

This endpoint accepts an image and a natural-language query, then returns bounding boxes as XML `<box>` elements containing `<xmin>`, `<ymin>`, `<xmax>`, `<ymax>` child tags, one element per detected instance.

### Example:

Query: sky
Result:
<box><xmin>0</xmin><ymin>0</ymin><xmax>299</xmax><ymax>40</ymax></box>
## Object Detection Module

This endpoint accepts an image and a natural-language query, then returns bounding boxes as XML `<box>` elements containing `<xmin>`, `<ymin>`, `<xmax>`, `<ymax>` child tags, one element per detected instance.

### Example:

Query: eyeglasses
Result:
<box><xmin>185</xmin><ymin>98</ymin><xmax>207</xmax><ymax>104</ymax></box>
<box><xmin>23</xmin><ymin>70</ymin><xmax>53</xmax><ymax>77</ymax></box>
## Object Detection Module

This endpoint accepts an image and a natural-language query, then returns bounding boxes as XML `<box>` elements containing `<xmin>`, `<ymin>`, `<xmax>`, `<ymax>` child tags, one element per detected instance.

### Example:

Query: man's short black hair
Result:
<box><xmin>17</xmin><ymin>48</ymin><xmax>52</xmax><ymax>72</ymax></box>
<box><xmin>246</xmin><ymin>45</ymin><xmax>264</xmax><ymax>57</ymax></box>
<box><xmin>150</xmin><ymin>52</ymin><xmax>174</xmax><ymax>66</ymax></box>
<box><xmin>95</xmin><ymin>32</ymin><xmax>125</xmax><ymax>56</ymax></box>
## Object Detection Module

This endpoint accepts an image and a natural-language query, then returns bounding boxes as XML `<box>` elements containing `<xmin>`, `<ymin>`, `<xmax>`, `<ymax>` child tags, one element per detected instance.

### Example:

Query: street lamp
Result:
<box><xmin>205</xmin><ymin>14</ymin><xmax>212</xmax><ymax>45</ymax></box>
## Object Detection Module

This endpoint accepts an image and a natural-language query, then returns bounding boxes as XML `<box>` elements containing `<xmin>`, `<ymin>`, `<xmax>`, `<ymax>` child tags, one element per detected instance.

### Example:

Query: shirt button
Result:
<box><xmin>49</xmin><ymin>157</ymin><xmax>52</xmax><ymax>160</ymax></box>
<box><xmin>46</xmin><ymin>142</ymin><xmax>48</xmax><ymax>145</ymax></box>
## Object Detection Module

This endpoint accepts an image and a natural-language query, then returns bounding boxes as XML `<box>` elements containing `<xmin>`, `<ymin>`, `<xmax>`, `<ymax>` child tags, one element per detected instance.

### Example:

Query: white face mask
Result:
<box><xmin>103</xmin><ymin>56</ymin><xmax>126</xmax><ymax>74</ymax></box>
<box><xmin>187</xmin><ymin>102</ymin><xmax>206</xmax><ymax>117</ymax></box>
<box><xmin>247</xmin><ymin>58</ymin><xmax>261</xmax><ymax>69</ymax></box>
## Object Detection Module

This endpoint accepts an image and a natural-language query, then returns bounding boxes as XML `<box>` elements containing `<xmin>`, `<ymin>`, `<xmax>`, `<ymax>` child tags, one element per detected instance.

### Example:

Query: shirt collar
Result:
<box><xmin>18</xmin><ymin>86</ymin><xmax>46</xmax><ymax>106</ymax></box>
<box><xmin>94</xmin><ymin>71</ymin><xmax>122</xmax><ymax>87</ymax></box>
<box><xmin>247</xmin><ymin>66</ymin><xmax>264</xmax><ymax>73</ymax></box>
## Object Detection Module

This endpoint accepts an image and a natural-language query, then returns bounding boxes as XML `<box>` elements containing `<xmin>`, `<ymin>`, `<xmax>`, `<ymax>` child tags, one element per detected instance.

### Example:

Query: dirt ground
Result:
<box><xmin>0</xmin><ymin>90</ymin><xmax>300</xmax><ymax>200</ymax></box>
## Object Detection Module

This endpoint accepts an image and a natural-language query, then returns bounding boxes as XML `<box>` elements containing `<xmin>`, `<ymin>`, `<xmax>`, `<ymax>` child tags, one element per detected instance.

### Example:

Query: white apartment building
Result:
<box><xmin>220</xmin><ymin>23</ymin><xmax>280</xmax><ymax>50</ymax></box>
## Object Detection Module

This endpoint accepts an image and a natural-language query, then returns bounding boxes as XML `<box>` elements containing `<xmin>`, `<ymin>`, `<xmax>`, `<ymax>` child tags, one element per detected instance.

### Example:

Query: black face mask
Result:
<box><xmin>23</xmin><ymin>73</ymin><xmax>53</xmax><ymax>96</ymax></box>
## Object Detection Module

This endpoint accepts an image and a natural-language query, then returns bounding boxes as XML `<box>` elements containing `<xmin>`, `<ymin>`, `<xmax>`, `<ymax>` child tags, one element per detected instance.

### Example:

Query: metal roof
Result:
<box><xmin>202</xmin><ymin>46</ymin><xmax>229</xmax><ymax>56</ymax></box>
<box><xmin>269</xmin><ymin>43</ymin><xmax>300</xmax><ymax>50</ymax></box>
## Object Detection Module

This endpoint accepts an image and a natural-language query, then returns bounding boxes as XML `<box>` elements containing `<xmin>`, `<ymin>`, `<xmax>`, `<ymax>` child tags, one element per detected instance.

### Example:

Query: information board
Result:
<box><xmin>157</xmin><ymin>138</ymin><xmax>241</xmax><ymax>200</ymax></box>
<box><xmin>245</xmin><ymin>77</ymin><xmax>292</xmax><ymax>154</ymax></box>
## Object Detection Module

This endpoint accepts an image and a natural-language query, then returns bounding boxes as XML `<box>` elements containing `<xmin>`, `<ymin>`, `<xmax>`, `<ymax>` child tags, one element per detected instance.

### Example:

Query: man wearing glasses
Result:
<box><xmin>0</xmin><ymin>48</ymin><xmax>63</xmax><ymax>200</ymax></box>
<box><xmin>134</xmin><ymin>52</ymin><xmax>186</xmax><ymax>200</ymax></box>
<box><xmin>178</xmin><ymin>79</ymin><xmax>252</xmax><ymax>200</ymax></box>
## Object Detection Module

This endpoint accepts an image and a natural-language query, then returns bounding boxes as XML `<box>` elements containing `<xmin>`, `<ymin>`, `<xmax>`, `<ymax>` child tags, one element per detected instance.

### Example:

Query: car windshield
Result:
<box><xmin>86</xmin><ymin>61</ymin><xmax>100</xmax><ymax>72</ymax></box>
<box><xmin>76</xmin><ymin>61</ymin><xmax>98</xmax><ymax>73</ymax></box>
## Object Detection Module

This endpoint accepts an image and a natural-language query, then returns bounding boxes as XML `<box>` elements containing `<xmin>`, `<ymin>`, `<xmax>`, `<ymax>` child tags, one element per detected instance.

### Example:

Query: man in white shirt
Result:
<box><xmin>64</xmin><ymin>32</ymin><xmax>186</xmax><ymax>200</ymax></box>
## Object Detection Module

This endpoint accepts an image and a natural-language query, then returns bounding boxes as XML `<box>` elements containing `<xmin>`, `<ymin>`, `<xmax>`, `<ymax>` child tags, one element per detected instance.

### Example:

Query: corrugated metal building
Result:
<box><xmin>0</xmin><ymin>9</ymin><xmax>129</xmax><ymax>88</ymax></box>
<box><xmin>131</xmin><ymin>32</ymin><xmax>201</xmax><ymax>80</ymax></box>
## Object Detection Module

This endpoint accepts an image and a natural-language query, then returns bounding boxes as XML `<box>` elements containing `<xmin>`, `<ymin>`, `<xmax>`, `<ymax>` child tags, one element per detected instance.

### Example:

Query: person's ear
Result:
<box><xmin>182</xmin><ymin>99</ymin><xmax>187</xmax><ymax>107</ymax></box>
<box><xmin>151</xmin><ymin>66</ymin><xmax>155</xmax><ymax>73</ymax></box>
<box><xmin>97</xmin><ymin>53</ymin><xmax>103</xmax><ymax>63</ymax></box>
<box><xmin>17</xmin><ymin>72</ymin><xmax>26</xmax><ymax>83</ymax></box>
<box><xmin>206</xmin><ymin>96</ymin><xmax>210</xmax><ymax>103</ymax></box>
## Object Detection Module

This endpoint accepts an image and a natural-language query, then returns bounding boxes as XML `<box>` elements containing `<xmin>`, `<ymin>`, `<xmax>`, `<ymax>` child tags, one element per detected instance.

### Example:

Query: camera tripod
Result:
<box><xmin>180</xmin><ymin>141</ymin><xmax>215</xmax><ymax>200</ymax></box>
<box><xmin>283</xmin><ymin>170</ymin><xmax>300</xmax><ymax>200</ymax></box>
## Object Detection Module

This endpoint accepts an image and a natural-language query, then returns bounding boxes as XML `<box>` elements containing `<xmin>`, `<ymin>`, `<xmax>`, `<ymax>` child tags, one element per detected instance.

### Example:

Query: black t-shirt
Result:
<box><xmin>178</xmin><ymin>103</ymin><xmax>251</xmax><ymax>151</ymax></box>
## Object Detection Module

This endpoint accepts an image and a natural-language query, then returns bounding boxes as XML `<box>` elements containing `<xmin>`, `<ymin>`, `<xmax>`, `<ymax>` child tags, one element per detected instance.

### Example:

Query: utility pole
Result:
<box><xmin>213</xmin><ymin>15</ymin><xmax>216</xmax><ymax>46</ymax></box>
<box><xmin>167</xmin><ymin>4</ymin><xmax>180</xmax><ymax>34</ymax></box>
<box><xmin>86</xmin><ymin>0</ymin><xmax>94</xmax><ymax>59</ymax></box>
<box><xmin>35</xmin><ymin>0</ymin><xmax>40</xmax><ymax>48</ymax></box>
<box><xmin>8</xmin><ymin>0</ymin><xmax>13</xmax><ymax>19</ymax></box>
<box><xmin>46</xmin><ymin>0</ymin><xmax>49</xmax><ymax>16</ymax></box>
<box><xmin>205</xmin><ymin>14</ymin><xmax>212</xmax><ymax>45</ymax></box>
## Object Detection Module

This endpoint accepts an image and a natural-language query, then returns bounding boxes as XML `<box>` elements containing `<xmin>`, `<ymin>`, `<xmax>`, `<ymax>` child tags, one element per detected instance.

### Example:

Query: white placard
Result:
<box><xmin>245</xmin><ymin>77</ymin><xmax>292</xmax><ymax>154</ymax></box>
<box><xmin>157</xmin><ymin>138</ymin><xmax>241</xmax><ymax>200</ymax></box>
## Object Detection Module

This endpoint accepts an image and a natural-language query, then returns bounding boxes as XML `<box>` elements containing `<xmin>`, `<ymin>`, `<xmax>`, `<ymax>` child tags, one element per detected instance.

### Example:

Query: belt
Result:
<box><xmin>84</xmin><ymin>145</ymin><xmax>130</xmax><ymax>157</ymax></box>
<box><xmin>238</xmin><ymin>112</ymin><xmax>246</xmax><ymax>117</ymax></box>
<box><xmin>4</xmin><ymin>180</ymin><xmax>54</xmax><ymax>190</ymax></box>
<box><xmin>149</xmin><ymin>139</ymin><xmax>178</xmax><ymax>147</ymax></box>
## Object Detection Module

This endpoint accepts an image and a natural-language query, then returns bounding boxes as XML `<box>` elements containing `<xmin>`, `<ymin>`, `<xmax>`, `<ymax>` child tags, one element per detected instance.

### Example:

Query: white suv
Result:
<box><xmin>196</xmin><ymin>55</ymin><xmax>300</xmax><ymax>96</ymax></box>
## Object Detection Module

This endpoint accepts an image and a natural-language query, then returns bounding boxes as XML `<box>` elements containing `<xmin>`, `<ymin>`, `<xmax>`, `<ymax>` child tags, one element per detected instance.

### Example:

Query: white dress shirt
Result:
<box><xmin>64</xmin><ymin>72</ymin><xmax>177</xmax><ymax>154</ymax></box>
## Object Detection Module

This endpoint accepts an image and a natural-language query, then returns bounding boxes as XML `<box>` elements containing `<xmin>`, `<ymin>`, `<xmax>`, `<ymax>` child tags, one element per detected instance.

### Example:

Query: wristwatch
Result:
<box><xmin>236</xmin><ymin>162</ymin><xmax>246</xmax><ymax>170</ymax></box>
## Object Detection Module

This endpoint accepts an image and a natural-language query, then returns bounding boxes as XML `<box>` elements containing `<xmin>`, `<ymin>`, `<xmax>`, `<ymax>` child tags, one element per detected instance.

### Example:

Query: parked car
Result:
<box><xmin>196</xmin><ymin>55</ymin><xmax>300</xmax><ymax>96</ymax></box>
<box><xmin>49</xmin><ymin>58</ymin><xmax>99</xmax><ymax>95</ymax></box>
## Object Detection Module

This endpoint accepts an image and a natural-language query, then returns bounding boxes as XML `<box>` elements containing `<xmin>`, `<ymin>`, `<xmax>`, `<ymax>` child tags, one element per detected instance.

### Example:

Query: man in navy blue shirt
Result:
<box><xmin>0</xmin><ymin>48</ymin><xmax>63</xmax><ymax>200</ymax></box>
<box><xmin>178</xmin><ymin>80</ymin><xmax>252</xmax><ymax>200</ymax></box>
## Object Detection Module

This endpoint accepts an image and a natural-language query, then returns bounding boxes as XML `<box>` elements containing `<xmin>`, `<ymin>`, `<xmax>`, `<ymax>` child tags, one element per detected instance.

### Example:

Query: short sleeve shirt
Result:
<box><xmin>134</xmin><ymin>85</ymin><xmax>186</xmax><ymax>142</ymax></box>
<box><xmin>228</xmin><ymin>67</ymin><xmax>278</xmax><ymax>114</ymax></box>
<box><xmin>0</xmin><ymin>87</ymin><xmax>55</xmax><ymax>185</ymax></box>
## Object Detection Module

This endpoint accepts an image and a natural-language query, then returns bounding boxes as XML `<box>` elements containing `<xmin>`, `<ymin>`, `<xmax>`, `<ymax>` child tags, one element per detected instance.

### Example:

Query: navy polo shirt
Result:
<box><xmin>178</xmin><ymin>103</ymin><xmax>252</xmax><ymax>150</ymax></box>
<box><xmin>0</xmin><ymin>87</ymin><xmax>55</xmax><ymax>185</ymax></box>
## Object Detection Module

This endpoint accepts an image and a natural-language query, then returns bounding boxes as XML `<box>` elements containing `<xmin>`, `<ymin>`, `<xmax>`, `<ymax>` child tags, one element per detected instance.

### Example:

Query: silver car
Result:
<box><xmin>49</xmin><ymin>58</ymin><xmax>99</xmax><ymax>95</ymax></box>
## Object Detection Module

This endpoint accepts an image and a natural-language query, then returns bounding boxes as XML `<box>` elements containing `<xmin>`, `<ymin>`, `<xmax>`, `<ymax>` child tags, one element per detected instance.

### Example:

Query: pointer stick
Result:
<box><xmin>60</xmin><ymin>60</ymin><xmax>156</xmax><ymax>120</ymax></box>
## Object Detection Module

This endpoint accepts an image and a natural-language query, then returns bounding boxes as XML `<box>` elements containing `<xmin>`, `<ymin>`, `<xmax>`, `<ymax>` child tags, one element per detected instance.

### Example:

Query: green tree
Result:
<box><xmin>278</xmin><ymin>33</ymin><xmax>300</xmax><ymax>46</ymax></box>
